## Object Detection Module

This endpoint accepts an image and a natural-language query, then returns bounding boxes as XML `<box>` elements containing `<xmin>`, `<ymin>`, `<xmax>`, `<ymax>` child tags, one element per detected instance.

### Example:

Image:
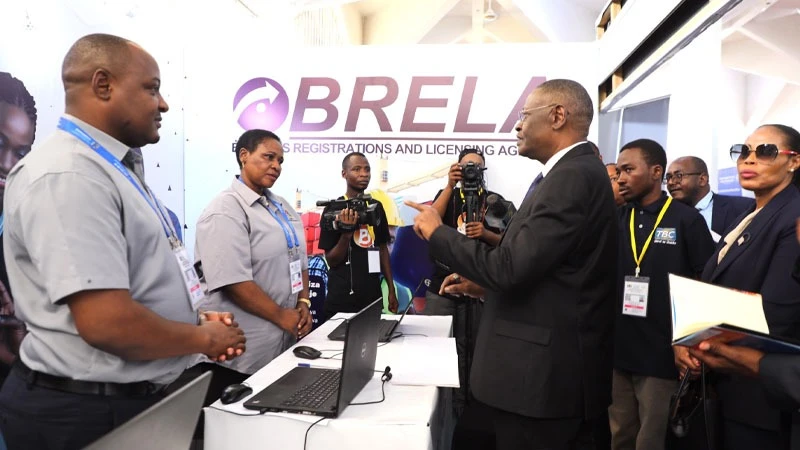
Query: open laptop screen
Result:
<box><xmin>335</xmin><ymin>298</ymin><xmax>381</xmax><ymax>413</ymax></box>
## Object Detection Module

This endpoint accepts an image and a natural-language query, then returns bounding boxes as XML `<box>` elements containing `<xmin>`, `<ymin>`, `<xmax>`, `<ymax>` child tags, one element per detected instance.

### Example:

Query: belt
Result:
<box><xmin>13</xmin><ymin>360</ymin><xmax>165</xmax><ymax>397</ymax></box>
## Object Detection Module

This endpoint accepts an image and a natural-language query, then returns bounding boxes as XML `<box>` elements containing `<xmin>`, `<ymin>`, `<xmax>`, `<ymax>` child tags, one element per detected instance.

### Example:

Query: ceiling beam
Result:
<box><xmin>362</xmin><ymin>0</ymin><xmax>461</xmax><ymax>45</ymax></box>
<box><xmin>494</xmin><ymin>0</ymin><xmax>550</xmax><ymax>41</ymax></box>
<box><xmin>722</xmin><ymin>36</ymin><xmax>800</xmax><ymax>85</ymax></box>
<box><xmin>498</xmin><ymin>0</ymin><xmax>596</xmax><ymax>42</ymax></box>
<box><xmin>738</xmin><ymin>14</ymin><xmax>800</xmax><ymax>63</ymax></box>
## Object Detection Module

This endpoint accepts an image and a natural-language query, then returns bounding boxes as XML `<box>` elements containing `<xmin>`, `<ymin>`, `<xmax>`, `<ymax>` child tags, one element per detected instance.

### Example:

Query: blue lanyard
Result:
<box><xmin>57</xmin><ymin>118</ymin><xmax>173</xmax><ymax>239</ymax></box>
<box><xmin>260</xmin><ymin>199</ymin><xmax>300</xmax><ymax>251</ymax></box>
<box><xmin>0</xmin><ymin>213</ymin><xmax>4</xmax><ymax>235</ymax></box>
<box><xmin>237</xmin><ymin>178</ymin><xmax>299</xmax><ymax>251</ymax></box>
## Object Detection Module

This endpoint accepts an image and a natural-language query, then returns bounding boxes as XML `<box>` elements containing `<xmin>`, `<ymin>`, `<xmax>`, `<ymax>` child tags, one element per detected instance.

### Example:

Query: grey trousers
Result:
<box><xmin>609</xmin><ymin>369</ymin><xmax>677</xmax><ymax>450</ymax></box>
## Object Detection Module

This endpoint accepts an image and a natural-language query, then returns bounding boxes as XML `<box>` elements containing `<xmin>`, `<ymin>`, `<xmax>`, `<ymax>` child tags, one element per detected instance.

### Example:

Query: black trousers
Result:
<box><xmin>422</xmin><ymin>290</ymin><xmax>482</xmax><ymax>418</ymax></box>
<box><xmin>453</xmin><ymin>400</ymin><xmax>597</xmax><ymax>450</ymax></box>
<box><xmin>0</xmin><ymin>369</ymin><xmax>163</xmax><ymax>450</ymax></box>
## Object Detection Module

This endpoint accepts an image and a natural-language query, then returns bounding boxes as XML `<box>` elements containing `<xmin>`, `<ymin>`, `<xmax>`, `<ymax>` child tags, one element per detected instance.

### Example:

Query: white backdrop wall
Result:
<box><xmin>181</xmin><ymin>43</ymin><xmax>598</xmax><ymax>255</ymax></box>
<box><xmin>0</xmin><ymin>2</ymin><xmax>598</xmax><ymax>257</ymax></box>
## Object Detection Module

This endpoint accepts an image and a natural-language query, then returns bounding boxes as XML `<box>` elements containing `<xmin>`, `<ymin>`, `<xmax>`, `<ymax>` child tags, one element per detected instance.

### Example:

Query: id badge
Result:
<box><xmin>174</xmin><ymin>246</ymin><xmax>204</xmax><ymax>310</ymax></box>
<box><xmin>289</xmin><ymin>257</ymin><xmax>303</xmax><ymax>294</ymax></box>
<box><xmin>622</xmin><ymin>275</ymin><xmax>649</xmax><ymax>318</ymax></box>
<box><xmin>368</xmin><ymin>248</ymin><xmax>380</xmax><ymax>274</ymax></box>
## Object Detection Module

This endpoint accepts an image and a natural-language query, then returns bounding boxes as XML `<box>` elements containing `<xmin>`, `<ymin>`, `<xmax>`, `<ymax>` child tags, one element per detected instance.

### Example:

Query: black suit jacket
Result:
<box><xmin>710</xmin><ymin>193</ymin><xmax>754</xmax><ymax>236</ymax></box>
<box><xmin>428</xmin><ymin>143</ymin><xmax>618</xmax><ymax>419</ymax></box>
<box><xmin>702</xmin><ymin>185</ymin><xmax>800</xmax><ymax>432</ymax></box>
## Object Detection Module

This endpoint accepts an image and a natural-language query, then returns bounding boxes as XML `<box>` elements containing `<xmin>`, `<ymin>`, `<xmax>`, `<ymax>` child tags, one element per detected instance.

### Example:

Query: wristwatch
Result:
<box><xmin>297</xmin><ymin>298</ymin><xmax>311</xmax><ymax>307</ymax></box>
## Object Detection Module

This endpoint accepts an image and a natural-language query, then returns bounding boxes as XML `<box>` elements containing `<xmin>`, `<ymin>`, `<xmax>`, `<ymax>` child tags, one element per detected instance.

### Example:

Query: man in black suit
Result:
<box><xmin>666</xmin><ymin>156</ymin><xmax>753</xmax><ymax>238</ymax></box>
<box><xmin>407</xmin><ymin>79</ymin><xmax>618</xmax><ymax>449</ymax></box>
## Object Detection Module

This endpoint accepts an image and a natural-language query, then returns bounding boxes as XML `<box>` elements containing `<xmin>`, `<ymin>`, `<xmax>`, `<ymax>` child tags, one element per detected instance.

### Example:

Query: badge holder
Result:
<box><xmin>622</xmin><ymin>272</ymin><xmax>649</xmax><ymax>318</ymax></box>
<box><xmin>289</xmin><ymin>249</ymin><xmax>303</xmax><ymax>294</ymax></box>
<box><xmin>172</xmin><ymin>238</ymin><xmax>204</xmax><ymax>310</ymax></box>
<box><xmin>367</xmin><ymin>248</ymin><xmax>380</xmax><ymax>274</ymax></box>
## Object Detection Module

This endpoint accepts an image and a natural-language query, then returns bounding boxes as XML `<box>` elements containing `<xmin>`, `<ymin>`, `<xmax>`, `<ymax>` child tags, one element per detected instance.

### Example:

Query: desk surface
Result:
<box><xmin>204</xmin><ymin>314</ymin><xmax>453</xmax><ymax>450</ymax></box>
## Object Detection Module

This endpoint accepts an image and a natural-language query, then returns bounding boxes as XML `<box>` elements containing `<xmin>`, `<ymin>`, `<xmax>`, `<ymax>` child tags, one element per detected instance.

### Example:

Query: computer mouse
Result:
<box><xmin>220</xmin><ymin>383</ymin><xmax>253</xmax><ymax>405</ymax></box>
<box><xmin>293</xmin><ymin>345</ymin><xmax>322</xmax><ymax>360</ymax></box>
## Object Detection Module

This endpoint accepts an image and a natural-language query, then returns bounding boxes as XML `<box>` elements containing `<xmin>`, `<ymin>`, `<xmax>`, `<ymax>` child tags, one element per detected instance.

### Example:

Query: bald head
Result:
<box><xmin>60</xmin><ymin>33</ymin><xmax>167</xmax><ymax>149</ymax></box>
<box><xmin>673</xmin><ymin>156</ymin><xmax>708</xmax><ymax>175</ymax></box>
<box><xmin>535</xmin><ymin>79</ymin><xmax>594</xmax><ymax>137</ymax></box>
<box><xmin>62</xmin><ymin>34</ymin><xmax>135</xmax><ymax>95</ymax></box>
<box><xmin>666</xmin><ymin>156</ymin><xmax>710</xmax><ymax>206</ymax></box>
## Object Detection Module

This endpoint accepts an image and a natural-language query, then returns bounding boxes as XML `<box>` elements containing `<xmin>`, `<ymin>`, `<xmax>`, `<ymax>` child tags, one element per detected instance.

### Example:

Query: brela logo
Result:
<box><xmin>233</xmin><ymin>78</ymin><xmax>290</xmax><ymax>131</ymax></box>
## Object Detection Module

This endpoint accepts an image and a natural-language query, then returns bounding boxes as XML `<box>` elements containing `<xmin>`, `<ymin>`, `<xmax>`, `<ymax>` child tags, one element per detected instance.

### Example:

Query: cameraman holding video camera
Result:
<box><xmin>318</xmin><ymin>153</ymin><xmax>398</xmax><ymax>321</ymax></box>
<box><xmin>424</xmin><ymin>148</ymin><xmax>513</xmax><ymax>418</ymax></box>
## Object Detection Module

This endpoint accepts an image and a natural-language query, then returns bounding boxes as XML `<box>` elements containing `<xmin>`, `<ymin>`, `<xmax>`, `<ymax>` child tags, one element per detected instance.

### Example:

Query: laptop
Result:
<box><xmin>244</xmin><ymin>298</ymin><xmax>381</xmax><ymax>417</ymax></box>
<box><xmin>327</xmin><ymin>297</ymin><xmax>412</xmax><ymax>342</ymax></box>
<box><xmin>84</xmin><ymin>371</ymin><xmax>211</xmax><ymax>450</ymax></box>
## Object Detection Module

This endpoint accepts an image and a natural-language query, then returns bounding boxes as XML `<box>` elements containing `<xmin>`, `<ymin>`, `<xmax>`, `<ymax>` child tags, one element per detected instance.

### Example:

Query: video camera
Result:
<box><xmin>317</xmin><ymin>194</ymin><xmax>381</xmax><ymax>232</ymax></box>
<box><xmin>484</xmin><ymin>194</ymin><xmax>517</xmax><ymax>233</ymax></box>
<box><xmin>460</xmin><ymin>161</ymin><xmax>486</xmax><ymax>194</ymax></box>
<box><xmin>459</xmin><ymin>159</ymin><xmax>487</xmax><ymax>223</ymax></box>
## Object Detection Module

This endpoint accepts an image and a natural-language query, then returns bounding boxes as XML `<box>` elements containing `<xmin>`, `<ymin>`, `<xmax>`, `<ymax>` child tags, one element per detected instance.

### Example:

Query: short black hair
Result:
<box><xmin>458</xmin><ymin>147</ymin><xmax>485</xmax><ymax>164</ymax></box>
<box><xmin>342</xmin><ymin>152</ymin><xmax>368</xmax><ymax>169</ymax></box>
<box><xmin>619</xmin><ymin>138</ymin><xmax>667</xmax><ymax>180</ymax></box>
<box><xmin>535</xmin><ymin>79</ymin><xmax>594</xmax><ymax>137</ymax></box>
<box><xmin>0</xmin><ymin>72</ymin><xmax>37</xmax><ymax>140</ymax></box>
<box><xmin>235</xmin><ymin>129</ymin><xmax>281</xmax><ymax>169</ymax></box>
<box><xmin>762</xmin><ymin>124</ymin><xmax>800</xmax><ymax>189</ymax></box>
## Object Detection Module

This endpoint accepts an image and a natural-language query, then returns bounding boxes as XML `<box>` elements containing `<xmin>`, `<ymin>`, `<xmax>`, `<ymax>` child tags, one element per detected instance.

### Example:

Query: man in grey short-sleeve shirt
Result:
<box><xmin>0</xmin><ymin>33</ymin><xmax>245</xmax><ymax>450</ymax></box>
<box><xmin>4</xmin><ymin>115</ymin><xmax>196</xmax><ymax>384</ymax></box>
<box><xmin>196</xmin><ymin>177</ymin><xmax>309</xmax><ymax>374</ymax></box>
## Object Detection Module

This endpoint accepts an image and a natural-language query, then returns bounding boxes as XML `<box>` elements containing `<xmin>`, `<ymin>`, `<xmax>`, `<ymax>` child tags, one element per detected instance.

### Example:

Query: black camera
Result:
<box><xmin>461</xmin><ymin>161</ymin><xmax>485</xmax><ymax>193</ymax></box>
<box><xmin>317</xmin><ymin>194</ymin><xmax>381</xmax><ymax>232</ymax></box>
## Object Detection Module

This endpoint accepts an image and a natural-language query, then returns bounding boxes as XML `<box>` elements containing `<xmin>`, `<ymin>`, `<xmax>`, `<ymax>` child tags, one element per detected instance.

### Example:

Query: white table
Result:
<box><xmin>204</xmin><ymin>314</ymin><xmax>455</xmax><ymax>450</ymax></box>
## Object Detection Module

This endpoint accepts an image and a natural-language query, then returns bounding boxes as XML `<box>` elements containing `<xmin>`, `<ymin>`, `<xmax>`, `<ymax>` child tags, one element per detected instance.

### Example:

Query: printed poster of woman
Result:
<box><xmin>0</xmin><ymin>72</ymin><xmax>37</xmax><ymax>384</ymax></box>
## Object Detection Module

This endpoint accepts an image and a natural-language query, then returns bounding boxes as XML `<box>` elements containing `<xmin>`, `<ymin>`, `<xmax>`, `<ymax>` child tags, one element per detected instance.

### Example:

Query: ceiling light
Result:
<box><xmin>484</xmin><ymin>0</ymin><xmax>498</xmax><ymax>22</ymax></box>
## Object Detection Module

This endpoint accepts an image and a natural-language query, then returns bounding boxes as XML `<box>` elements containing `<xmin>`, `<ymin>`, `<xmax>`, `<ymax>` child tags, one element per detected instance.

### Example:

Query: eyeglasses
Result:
<box><xmin>518</xmin><ymin>103</ymin><xmax>558</xmax><ymax>122</ymax></box>
<box><xmin>665</xmin><ymin>172</ymin><xmax>702</xmax><ymax>183</ymax></box>
<box><xmin>730</xmin><ymin>143</ymin><xmax>798</xmax><ymax>163</ymax></box>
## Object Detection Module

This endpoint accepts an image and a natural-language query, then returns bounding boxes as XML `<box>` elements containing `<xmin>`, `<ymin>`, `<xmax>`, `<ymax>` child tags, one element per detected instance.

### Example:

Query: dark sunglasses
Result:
<box><xmin>730</xmin><ymin>143</ymin><xmax>798</xmax><ymax>163</ymax></box>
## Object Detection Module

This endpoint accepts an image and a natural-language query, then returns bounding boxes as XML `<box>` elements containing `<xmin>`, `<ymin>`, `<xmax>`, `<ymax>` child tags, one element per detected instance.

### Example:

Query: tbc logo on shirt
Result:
<box><xmin>653</xmin><ymin>227</ymin><xmax>677</xmax><ymax>245</ymax></box>
<box><xmin>353</xmin><ymin>225</ymin><xmax>375</xmax><ymax>248</ymax></box>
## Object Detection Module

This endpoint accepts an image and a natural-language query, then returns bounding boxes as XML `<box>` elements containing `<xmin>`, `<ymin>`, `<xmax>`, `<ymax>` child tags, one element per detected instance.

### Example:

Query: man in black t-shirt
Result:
<box><xmin>319</xmin><ymin>153</ymin><xmax>398</xmax><ymax>321</ymax></box>
<box><xmin>424</xmin><ymin>148</ymin><xmax>510</xmax><ymax>418</ymax></box>
<box><xmin>612</xmin><ymin>139</ymin><xmax>715</xmax><ymax>450</ymax></box>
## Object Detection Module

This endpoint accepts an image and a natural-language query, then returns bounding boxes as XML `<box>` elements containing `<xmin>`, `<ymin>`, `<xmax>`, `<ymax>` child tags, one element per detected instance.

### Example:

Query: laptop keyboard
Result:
<box><xmin>280</xmin><ymin>369</ymin><xmax>341</xmax><ymax>409</ymax></box>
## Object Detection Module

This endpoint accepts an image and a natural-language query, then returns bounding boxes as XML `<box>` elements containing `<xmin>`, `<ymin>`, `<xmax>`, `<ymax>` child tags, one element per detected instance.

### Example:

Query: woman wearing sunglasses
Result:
<box><xmin>674</xmin><ymin>124</ymin><xmax>800</xmax><ymax>449</ymax></box>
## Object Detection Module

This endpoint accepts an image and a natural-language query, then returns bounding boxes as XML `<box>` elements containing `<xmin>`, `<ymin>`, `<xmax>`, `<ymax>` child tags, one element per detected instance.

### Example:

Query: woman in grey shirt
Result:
<box><xmin>194</xmin><ymin>129</ymin><xmax>311</xmax><ymax>388</ymax></box>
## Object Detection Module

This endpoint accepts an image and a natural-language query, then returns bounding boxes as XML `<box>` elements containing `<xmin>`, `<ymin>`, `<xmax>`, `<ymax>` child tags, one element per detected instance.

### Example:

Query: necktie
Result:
<box><xmin>524</xmin><ymin>173</ymin><xmax>544</xmax><ymax>200</ymax></box>
<box><xmin>122</xmin><ymin>148</ymin><xmax>146</xmax><ymax>184</ymax></box>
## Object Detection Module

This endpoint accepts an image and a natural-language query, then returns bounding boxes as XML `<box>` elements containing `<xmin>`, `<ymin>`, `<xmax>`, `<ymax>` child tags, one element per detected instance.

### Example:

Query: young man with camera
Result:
<box><xmin>318</xmin><ymin>152</ymin><xmax>398</xmax><ymax>322</ymax></box>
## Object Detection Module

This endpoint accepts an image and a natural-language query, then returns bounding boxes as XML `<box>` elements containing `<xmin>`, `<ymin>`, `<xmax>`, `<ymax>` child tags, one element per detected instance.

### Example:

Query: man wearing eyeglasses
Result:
<box><xmin>407</xmin><ymin>79</ymin><xmax>618</xmax><ymax>449</ymax></box>
<box><xmin>666</xmin><ymin>156</ymin><xmax>753</xmax><ymax>240</ymax></box>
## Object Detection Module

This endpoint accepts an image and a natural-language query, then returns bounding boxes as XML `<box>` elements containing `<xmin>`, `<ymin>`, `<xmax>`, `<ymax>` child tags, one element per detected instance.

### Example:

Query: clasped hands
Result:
<box><xmin>198</xmin><ymin>310</ymin><xmax>246</xmax><ymax>362</ymax></box>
